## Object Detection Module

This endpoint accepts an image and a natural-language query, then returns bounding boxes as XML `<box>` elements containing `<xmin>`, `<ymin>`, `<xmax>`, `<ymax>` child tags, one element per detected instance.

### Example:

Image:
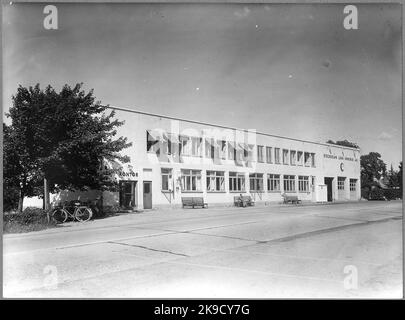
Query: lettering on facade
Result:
<box><xmin>323</xmin><ymin>154</ymin><xmax>357</xmax><ymax>162</ymax></box>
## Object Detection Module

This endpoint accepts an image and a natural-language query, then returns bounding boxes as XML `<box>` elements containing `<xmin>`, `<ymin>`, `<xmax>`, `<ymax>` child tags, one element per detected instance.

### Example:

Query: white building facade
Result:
<box><xmin>54</xmin><ymin>107</ymin><xmax>361</xmax><ymax>210</ymax></box>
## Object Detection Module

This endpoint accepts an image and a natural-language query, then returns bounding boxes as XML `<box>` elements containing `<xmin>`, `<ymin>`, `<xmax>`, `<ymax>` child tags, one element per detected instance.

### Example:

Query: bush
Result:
<box><xmin>383</xmin><ymin>188</ymin><xmax>402</xmax><ymax>200</ymax></box>
<box><xmin>369</xmin><ymin>188</ymin><xmax>386</xmax><ymax>200</ymax></box>
<box><xmin>3</xmin><ymin>207</ymin><xmax>57</xmax><ymax>233</ymax></box>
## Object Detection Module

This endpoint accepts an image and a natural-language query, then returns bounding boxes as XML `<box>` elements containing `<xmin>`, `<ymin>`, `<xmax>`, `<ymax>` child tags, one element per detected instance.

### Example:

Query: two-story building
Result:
<box><xmin>53</xmin><ymin>106</ymin><xmax>361</xmax><ymax>210</ymax></box>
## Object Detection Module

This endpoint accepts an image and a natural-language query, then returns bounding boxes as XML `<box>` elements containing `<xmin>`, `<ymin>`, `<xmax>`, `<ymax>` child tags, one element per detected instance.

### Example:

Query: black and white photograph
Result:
<box><xmin>1</xmin><ymin>1</ymin><xmax>403</xmax><ymax>300</ymax></box>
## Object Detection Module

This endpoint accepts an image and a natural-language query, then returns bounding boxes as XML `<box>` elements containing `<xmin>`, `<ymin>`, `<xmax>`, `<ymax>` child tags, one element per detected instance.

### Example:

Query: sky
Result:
<box><xmin>2</xmin><ymin>2</ymin><xmax>402</xmax><ymax>168</ymax></box>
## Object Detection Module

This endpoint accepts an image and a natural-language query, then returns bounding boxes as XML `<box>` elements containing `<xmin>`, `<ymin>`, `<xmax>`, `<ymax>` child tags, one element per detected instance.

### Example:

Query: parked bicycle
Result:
<box><xmin>51</xmin><ymin>201</ymin><xmax>93</xmax><ymax>223</ymax></box>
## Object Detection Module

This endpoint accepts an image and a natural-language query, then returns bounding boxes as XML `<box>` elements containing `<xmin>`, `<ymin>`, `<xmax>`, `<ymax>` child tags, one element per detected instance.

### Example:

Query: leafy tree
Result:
<box><xmin>360</xmin><ymin>152</ymin><xmax>387</xmax><ymax>189</ymax></box>
<box><xmin>4</xmin><ymin>83</ymin><xmax>131</xmax><ymax>212</ymax></box>
<box><xmin>387</xmin><ymin>164</ymin><xmax>400</xmax><ymax>188</ymax></box>
<box><xmin>326</xmin><ymin>139</ymin><xmax>359</xmax><ymax>149</ymax></box>
<box><xmin>399</xmin><ymin>161</ymin><xmax>403</xmax><ymax>193</ymax></box>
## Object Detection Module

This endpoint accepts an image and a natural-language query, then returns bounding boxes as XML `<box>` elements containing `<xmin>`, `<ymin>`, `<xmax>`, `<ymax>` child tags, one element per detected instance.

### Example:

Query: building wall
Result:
<box><xmin>55</xmin><ymin>108</ymin><xmax>362</xmax><ymax>209</ymax></box>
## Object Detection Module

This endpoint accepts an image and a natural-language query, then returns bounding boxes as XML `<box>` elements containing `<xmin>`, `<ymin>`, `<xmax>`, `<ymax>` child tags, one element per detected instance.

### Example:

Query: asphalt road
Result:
<box><xmin>3</xmin><ymin>201</ymin><xmax>403</xmax><ymax>298</ymax></box>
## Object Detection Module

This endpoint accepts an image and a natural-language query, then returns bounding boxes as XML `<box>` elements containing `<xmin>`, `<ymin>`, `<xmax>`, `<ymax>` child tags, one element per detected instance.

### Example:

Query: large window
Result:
<box><xmin>311</xmin><ymin>176</ymin><xmax>316</xmax><ymax>192</ymax></box>
<box><xmin>290</xmin><ymin>150</ymin><xmax>296</xmax><ymax>165</ymax></box>
<box><xmin>297</xmin><ymin>151</ymin><xmax>303</xmax><ymax>165</ymax></box>
<box><xmin>249</xmin><ymin>173</ymin><xmax>264</xmax><ymax>192</ymax></box>
<box><xmin>266</xmin><ymin>147</ymin><xmax>272</xmax><ymax>163</ymax></box>
<box><xmin>283</xmin><ymin>175</ymin><xmax>296</xmax><ymax>192</ymax></box>
<box><xmin>350</xmin><ymin>179</ymin><xmax>357</xmax><ymax>191</ymax></box>
<box><xmin>181</xmin><ymin>169</ymin><xmax>202</xmax><ymax>191</ymax></box>
<box><xmin>161</xmin><ymin>168</ymin><xmax>172</xmax><ymax>191</ymax></box>
<box><xmin>257</xmin><ymin>145</ymin><xmax>264</xmax><ymax>162</ymax></box>
<box><xmin>338</xmin><ymin>177</ymin><xmax>346</xmax><ymax>190</ymax></box>
<box><xmin>283</xmin><ymin>149</ymin><xmax>289</xmax><ymax>164</ymax></box>
<box><xmin>207</xmin><ymin>171</ymin><xmax>225</xmax><ymax>192</ymax></box>
<box><xmin>267</xmin><ymin>174</ymin><xmax>280</xmax><ymax>192</ymax></box>
<box><xmin>298</xmin><ymin>176</ymin><xmax>309</xmax><ymax>192</ymax></box>
<box><xmin>229</xmin><ymin>172</ymin><xmax>245</xmax><ymax>192</ymax></box>
<box><xmin>275</xmin><ymin>148</ymin><xmax>281</xmax><ymax>164</ymax></box>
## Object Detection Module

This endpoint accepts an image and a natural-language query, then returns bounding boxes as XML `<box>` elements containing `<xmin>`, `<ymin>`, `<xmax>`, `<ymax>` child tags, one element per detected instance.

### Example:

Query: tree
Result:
<box><xmin>360</xmin><ymin>152</ymin><xmax>387</xmax><ymax>189</ymax></box>
<box><xmin>398</xmin><ymin>161</ymin><xmax>403</xmax><ymax>193</ymax></box>
<box><xmin>387</xmin><ymin>164</ymin><xmax>400</xmax><ymax>188</ymax></box>
<box><xmin>326</xmin><ymin>139</ymin><xmax>359</xmax><ymax>149</ymax></box>
<box><xmin>4</xmin><ymin>83</ymin><xmax>132</xmax><ymax>212</ymax></box>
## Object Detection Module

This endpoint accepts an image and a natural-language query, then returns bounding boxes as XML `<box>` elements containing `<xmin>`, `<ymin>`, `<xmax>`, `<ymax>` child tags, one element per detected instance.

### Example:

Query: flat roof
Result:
<box><xmin>108</xmin><ymin>105</ymin><xmax>360</xmax><ymax>152</ymax></box>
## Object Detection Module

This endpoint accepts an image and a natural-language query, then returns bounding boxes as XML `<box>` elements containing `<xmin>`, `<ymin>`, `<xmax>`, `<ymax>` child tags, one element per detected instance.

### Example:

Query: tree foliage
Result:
<box><xmin>326</xmin><ymin>139</ymin><xmax>359</xmax><ymax>149</ymax></box>
<box><xmin>360</xmin><ymin>152</ymin><xmax>387</xmax><ymax>188</ymax></box>
<box><xmin>4</xmin><ymin>83</ymin><xmax>132</xmax><ymax>212</ymax></box>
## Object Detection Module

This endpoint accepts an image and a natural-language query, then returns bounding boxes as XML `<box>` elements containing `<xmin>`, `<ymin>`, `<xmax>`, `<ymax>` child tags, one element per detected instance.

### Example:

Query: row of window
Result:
<box><xmin>160</xmin><ymin>168</ymin><xmax>332</xmax><ymax>193</ymax></box>
<box><xmin>147</xmin><ymin>131</ymin><xmax>316</xmax><ymax>167</ymax></box>
<box><xmin>338</xmin><ymin>177</ymin><xmax>358</xmax><ymax>191</ymax></box>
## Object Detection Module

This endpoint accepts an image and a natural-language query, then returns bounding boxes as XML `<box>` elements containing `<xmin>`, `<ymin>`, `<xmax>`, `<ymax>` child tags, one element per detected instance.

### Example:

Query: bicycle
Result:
<box><xmin>51</xmin><ymin>201</ymin><xmax>93</xmax><ymax>223</ymax></box>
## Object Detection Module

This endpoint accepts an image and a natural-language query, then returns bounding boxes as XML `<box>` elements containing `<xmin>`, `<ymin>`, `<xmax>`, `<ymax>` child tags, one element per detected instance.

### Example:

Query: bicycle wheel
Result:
<box><xmin>75</xmin><ymin>207</ymin><xmax>92</xmax><ymax>222</ymax></box>
<box><xmin>51</xmin><ymin>208</ymin><xmax>68</xmax><ymax>223</ymax></box>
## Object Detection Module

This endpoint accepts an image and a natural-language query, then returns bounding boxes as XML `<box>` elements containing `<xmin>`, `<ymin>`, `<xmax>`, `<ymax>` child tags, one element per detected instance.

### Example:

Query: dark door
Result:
<box><xmin>119</xmin><ymin>181</ymin><xmax>136</xmax><ymax>209</ymax></box>
<box><xmin>324</xmin><ymin>177</ymin><xmax>333</xmax><ymax>202</ymax></box>
<box><xmin>143</xmin><ymin>181</ymin><xmax>152</xmax><ymax>209</ymax></box>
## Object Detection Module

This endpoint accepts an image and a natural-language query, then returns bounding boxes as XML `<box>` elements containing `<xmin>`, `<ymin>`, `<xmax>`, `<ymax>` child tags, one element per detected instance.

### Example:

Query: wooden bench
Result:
<box><xmin>234</xmin><ymin>195</ymin><xmax>255</xmax><ymax>207</ymax></box>
<box><xmin>181</xmin><ymin>197</ymin><xmax>208</xmax><ymax>208</ymax></box>
<box><xmin>282</xmin><ymin>194</ymin><xmax>302</xmax><ymax>205</ymax></box>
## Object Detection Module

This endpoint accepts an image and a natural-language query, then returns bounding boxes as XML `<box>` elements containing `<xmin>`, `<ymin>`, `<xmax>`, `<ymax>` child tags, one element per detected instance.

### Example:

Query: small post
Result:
<box><xmin>44</xmin><ymin>178</ymin><xmax>50</xmax><ymax>211</ymax></box>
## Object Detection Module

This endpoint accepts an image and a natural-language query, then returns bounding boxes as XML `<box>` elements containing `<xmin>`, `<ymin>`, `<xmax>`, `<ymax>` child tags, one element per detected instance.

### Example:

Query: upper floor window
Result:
<box><xmin>283</xmin><ymin>149</ymin><xmax>289</xmax><ymax>165</ymax></box>
<box><xmin>290</xmin><ymin>150</ymin><xmax>296</xmax><ymax>165</ymax></box>
<box><xmin>228</xmin><ymin>142</ymin><xmax>236</xmax><ymax>160</ymax></box>
<box><xmin>297</xmin><ymin>151</ymin><xmax>303</xmax><ymax>165</ymax></box>
<box><xmin>275</xmin><ymin>148</ymin><xmax>281</xmax><ymax>164</ymax></box>
<box><xmin>205</xmin><ymin>138</ymin><xmax>215</xmax><ymax>159</ymax></box>
<box><xmin>257</xmin><ymin>145</ymin><xmax>264</xmax><ymax>163</ymax></box>
<box><xmin>146</xmin><ymin>130</ymin><xmax>161</xmax><ymax>154</ymax></box>
<box><xmin>311</xmin><ymin>153</ymin><xmax>316</xmax><ymax>167</ymax></box>
<box><xmin>304</xmin><ymin>152</ymin><xmax>311</xmax><ymax>166</ymax></box>
<box><xmin>266</xmin><ymin>147</ymin><xmax>272</xmax><ymax>163</ymax></box>
<box><xmin>219</xmin><ymin>140</ymin><xmax>227</xmax><ymax>160</ymax></box>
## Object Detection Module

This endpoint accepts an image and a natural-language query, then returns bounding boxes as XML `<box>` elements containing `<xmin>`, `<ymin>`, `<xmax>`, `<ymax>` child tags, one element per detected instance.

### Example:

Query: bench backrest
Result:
<box><xmin>181</xmin><ymin>197</ymin><xmax>194</xmax><ymax>204</ymax></box>
<box><xmin>284</xmin><ymin>195</ymin><xmax>298</xmax><ymax>201</ymax></box>
<box><xmin>242</xmin><ymin>196</ymin><xmax>253</xmax><ymax>201</ymax></box>
<box><xmin>192</xmin><ymin>197</ymin><xmax>204</xmax><ymax>204</ymax></box>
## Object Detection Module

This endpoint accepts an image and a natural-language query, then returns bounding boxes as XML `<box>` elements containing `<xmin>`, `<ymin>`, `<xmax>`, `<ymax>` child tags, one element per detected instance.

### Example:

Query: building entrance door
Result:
<box><xmin>324</xmin><ymin>177</ymin><xmax>334</xmax><ymax>202</ymax></box>
<box><xmin>119</xmin><ymin>181</ymin><xmax>137</xmax><ymax>209</ymax></box>
<box><xmin>143</xmin><ymin>181</ymin><xmax>152</xmax><ymax>209</ymax></box>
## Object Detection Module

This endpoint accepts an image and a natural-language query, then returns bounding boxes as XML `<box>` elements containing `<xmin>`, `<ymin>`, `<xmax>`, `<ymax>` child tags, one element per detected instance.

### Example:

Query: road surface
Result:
<box><xmin>3</xmin><ymin>201</ymin><xmax>403</xmax><ymax>298</ymax></box>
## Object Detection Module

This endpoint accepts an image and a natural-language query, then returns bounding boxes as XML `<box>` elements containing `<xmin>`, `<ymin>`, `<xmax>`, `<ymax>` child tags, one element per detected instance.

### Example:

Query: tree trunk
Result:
<box><xmin>18</xmin><ymin>188</ymin><xmax>24</xmax><ymax>213</ymax></box>
<box><xmin>44</xmin><ymin>178</ymin><xmax>50</xmax><ymax>211</ymax></box>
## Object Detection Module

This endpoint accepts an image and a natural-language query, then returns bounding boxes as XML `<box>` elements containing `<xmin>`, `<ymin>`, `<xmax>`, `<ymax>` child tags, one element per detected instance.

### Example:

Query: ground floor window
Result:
<box><xmin>283</xmin><ymin>175</ymin><xmax>296</xmax><ymax>192</ymax></box>
<box><xmin>181</xmin><ymin>169</ymin><xmax>202</xmax><ymax>191</ymax></box>
<box><xmin>250</xmin><ymin>173</ymin><xmax>264</xmax><ymax>192</ymax></box>
<box><xmin>207</xmin><ymin>171</ymin><xmax>225</xmax><ymax>192</ymax></box>
<box><xmin>338</xmin><ymin>177</ymin><xmax>346</xmax><ymax>190</ymax></box>
<box><xmin>267</xmin><ymin>174</ymin><xmax>280</xmax><ymax>191</ymax></box>
<box><xmin>298</xmin><ymin>175</ymin><xmax>309</xmax><ymax>192</ymax></box>
<box><xmin>350</xmin><ymin>179</ymin><xmax>357</xmax><ymax>191</ymax></box>
<box><xmin>161</xmin><ymin>168</ymin><xmax>172</xmax><ymax>191</ymax></box>
<box><xmin>229</xmin><ymin>172</ymin><xmax>245</xmax><ymax>192</ymax></box>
